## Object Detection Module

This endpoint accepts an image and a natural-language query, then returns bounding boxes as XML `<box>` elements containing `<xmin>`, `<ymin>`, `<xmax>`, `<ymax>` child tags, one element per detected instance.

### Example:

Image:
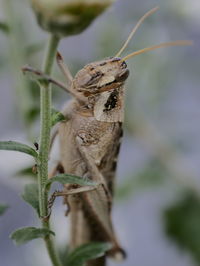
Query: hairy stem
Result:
<box><xmin>37</xmin><ymin>35</ymin><xmax>62</xmax><ymax>266</ymax></box>
<box><xmin>38</xmin><ymin>35</ymin><xmax>59</xmax><ymax>216</ymax></box>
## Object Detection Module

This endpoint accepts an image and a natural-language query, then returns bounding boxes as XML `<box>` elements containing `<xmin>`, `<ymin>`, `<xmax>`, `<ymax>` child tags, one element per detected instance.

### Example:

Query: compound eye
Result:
<box><xmin>121</xmin><ymin>61</ymin><xmax>127</xmax><ymax>69</ymax></box>
<box><xmin>115</xmin><ymin>69</ymin><xmax>129</xmax><ymax>82</ymax></box>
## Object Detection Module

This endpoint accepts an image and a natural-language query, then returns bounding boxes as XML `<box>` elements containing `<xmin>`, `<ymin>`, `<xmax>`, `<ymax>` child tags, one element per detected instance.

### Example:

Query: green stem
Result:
<box><xmin>38</xmin><ymin>35</ymin><xmax>59</xmax><ymax>216</ymax></box>
<box><xmin>37</xmin><ymin>35</ymin><xmax>62</xmax><ymax>266</ymax></box>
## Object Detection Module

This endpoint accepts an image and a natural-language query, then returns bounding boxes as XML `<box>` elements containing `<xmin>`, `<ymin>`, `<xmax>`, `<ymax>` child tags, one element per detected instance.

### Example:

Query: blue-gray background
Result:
<box><xmin>0</xmin><ymin>0</ymin><xmax>200</xmax><ymax>266</ymax></box>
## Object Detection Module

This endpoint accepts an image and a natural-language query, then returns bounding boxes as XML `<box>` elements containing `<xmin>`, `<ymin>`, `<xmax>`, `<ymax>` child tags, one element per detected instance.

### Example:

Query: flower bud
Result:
<box><xmin>31</xmin><ymin>0</ymin><xmax>114</xmax><ymax>37</ymax></box>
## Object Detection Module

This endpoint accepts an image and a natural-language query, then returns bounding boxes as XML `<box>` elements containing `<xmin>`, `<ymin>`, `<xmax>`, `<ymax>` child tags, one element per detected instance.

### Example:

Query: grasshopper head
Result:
<box><xmin>73</xmin><ymin>57</ymin><xmax>129</xmax><ymax>122</ymax></box>
<box><xmin>73</xmin><ymin>57</ymin><xmax>129</xmax><ymax>96</ymax></box>
<box><xmin>71</xmin><ymin>6</ymin><xmax>191</xmax><ymax>122</ymax></box>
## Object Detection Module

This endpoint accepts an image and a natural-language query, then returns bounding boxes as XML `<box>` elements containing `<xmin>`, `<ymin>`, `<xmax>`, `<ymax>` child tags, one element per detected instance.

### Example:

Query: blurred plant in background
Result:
<box><xmin>0</xmin><ymin>0</ymin><xmax>199</xmax><ymax>266</ymax></box>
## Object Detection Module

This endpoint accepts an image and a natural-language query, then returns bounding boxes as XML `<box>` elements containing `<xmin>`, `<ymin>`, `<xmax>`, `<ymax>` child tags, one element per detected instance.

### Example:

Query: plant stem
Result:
<box><xmin>37</xmin><ymin>34</ymin><xmax>62</xmax><ymax>266</ymax></box>
<box><xmin>38</xmin><ymin>34</ymin><xmax>59</xmax><ymax>216</ymax></box>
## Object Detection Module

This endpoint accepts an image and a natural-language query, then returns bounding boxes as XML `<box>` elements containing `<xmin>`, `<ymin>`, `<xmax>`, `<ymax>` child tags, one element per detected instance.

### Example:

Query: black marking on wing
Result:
<box><xmin>103</xmin><ymin>90</ymin><xmax>119</xmax><ymax>112</ymax></box>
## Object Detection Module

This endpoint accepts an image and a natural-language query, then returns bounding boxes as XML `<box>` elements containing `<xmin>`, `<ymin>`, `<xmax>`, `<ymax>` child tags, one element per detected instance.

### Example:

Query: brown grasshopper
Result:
<box><xmin>23</xmin><ymin>6</ymin><xmax>192</xmax><ymax>265</ymax></box>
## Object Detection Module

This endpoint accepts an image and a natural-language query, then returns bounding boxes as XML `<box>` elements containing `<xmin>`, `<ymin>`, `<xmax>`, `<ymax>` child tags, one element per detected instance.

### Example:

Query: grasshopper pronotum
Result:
<box><xmin>23</xmin><ymin>6</ymin><xmax>192</xmax><ymax>265</ymax></box>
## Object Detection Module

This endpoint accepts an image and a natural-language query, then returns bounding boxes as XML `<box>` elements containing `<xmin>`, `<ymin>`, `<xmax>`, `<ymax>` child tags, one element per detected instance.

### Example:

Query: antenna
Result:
<box><xmin>121</xmin><ymin>41</ymin><xmax>193</xmax><ymax>61</ymax></box>
<box><xmin>115</xmin><ymin>6</ymin><xmax>159</xmax><ymax>57</ymax></box>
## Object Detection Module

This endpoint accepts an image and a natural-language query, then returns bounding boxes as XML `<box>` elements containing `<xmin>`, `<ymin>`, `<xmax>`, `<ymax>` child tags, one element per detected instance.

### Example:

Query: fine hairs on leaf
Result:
<box><xmin>0</xmin><ymin>141</ymin><xmax>38</xmax><ymax>158</ymax></box>
<box><xmin>10</xmin><ymin>227</ymin><xmax>55</xmax><ymax>246</ymax></box>
<box><xmin>66</xmin><ymin>242</ymin><xmax>112</xmax><ymax>266</ymax></box>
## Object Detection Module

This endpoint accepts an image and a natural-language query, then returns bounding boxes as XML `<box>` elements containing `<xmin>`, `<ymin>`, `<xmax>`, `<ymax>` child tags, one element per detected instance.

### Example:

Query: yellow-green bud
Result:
<box><xmin>31</xmin><ymin>0</ymin><xmax>114</xmax><ymax>37</ymax></box>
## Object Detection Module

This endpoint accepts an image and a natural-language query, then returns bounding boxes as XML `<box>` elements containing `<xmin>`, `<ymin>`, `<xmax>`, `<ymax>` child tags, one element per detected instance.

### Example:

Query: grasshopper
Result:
<box><xmin>23</xmin><ymin>6</ymin><xmax>192</xmax><ymax>265</ymax></box>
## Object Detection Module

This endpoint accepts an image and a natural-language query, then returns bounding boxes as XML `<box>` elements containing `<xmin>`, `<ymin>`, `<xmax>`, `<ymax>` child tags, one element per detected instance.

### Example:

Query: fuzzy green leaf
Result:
<box><xmin>21</xmin><ymin>184</ymin><xmax>39</xmax><ymax>215</ymax></box>
<box><xmin>45</xmin><ymin>174</ymin><xmax>96</xmax><ymax>190</ymax></box>
<box><xmin>66</xmin><ymin>242</ymin><xmax>112</xmax><ymax>266</ymax></box>
<box><xmin>10</xmin><ymin>227</ymin><xmax>55</xmax><ymax>246</ymax></box>
<box><xmin>0</xmin><ymin>141</ymin><xmax>38</xmax><ymax>158</ymax></box>
<box><xmin>51</xmin><ymin>108</ymin><xmax>66</xmax><ymax>127</ymax></box>
<box><xmin>0</xmin><ymin>22</ymin><xmax>9</xmax><ymax>33</ymax></box>
<box><xmin>0</xmin><ymin>204</ymin><xmax>9</xmax><ymax>216</ymax></box>
<box><xmin>164</xmin><ymin>193</ymin><xmax>200</xmax><ymax>264</ymax></box>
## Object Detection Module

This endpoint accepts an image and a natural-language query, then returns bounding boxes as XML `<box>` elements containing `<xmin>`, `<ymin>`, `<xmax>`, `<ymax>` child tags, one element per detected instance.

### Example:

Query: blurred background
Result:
<box><xmin>0</xmin><ymin>0</ymin><xmax>200</xmax><ymax>265</ymax></box>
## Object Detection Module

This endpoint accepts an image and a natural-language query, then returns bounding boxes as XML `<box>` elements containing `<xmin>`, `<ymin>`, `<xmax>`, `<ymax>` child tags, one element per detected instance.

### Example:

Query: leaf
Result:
<box><xmin>21</xmin><ymin>184</ymin><xmax>39</xmax><ymax>216</ymax></box>
<box><xmin>51</xmin><ymin>108</ymin><xmax>66</xmax><ymax>127</ymax></box>
<box><xmin>0</xmin><ymin>141</ymin><xmax>38</xmax><ymax>158</ymax></box>
<box><xmin>66</xmin><ymin>242</ymin><xmax>112</xmax><ymax>266</ymax></box>
<box><xmin>0</xmin><ymin>22</ymin><xmax>9</xmax><ymax>34</ymax></box>
<box><xmin>45</xmin><ymin>174</ymin><xmax>97</xmax><ymax>190</ymax></box>
<box><xmin>25</xmin><ymin>106</ymin><xmax>40</xmax><ymax>125</ymax></box>
<box><xmin>10</xmin><ymin>227</ymin><xmax>55</xmax><ymax>246</ymax></box>
<box><xmin>164</xmin><ymin>193</ymin><xmax>200</xmax><ymax>263</ymax></box>
<box><xmin>0</xmin><ymin>204</ymin><xmax>9</xmax><ymax>216</ymax></box>
<box><xmin>16</xmin><ymin>165</ymin><xmax>37</xmax><ymax>179</ymax></box>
